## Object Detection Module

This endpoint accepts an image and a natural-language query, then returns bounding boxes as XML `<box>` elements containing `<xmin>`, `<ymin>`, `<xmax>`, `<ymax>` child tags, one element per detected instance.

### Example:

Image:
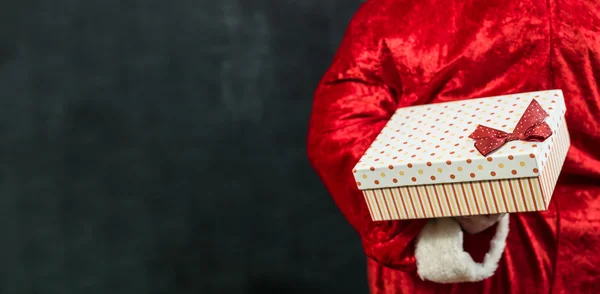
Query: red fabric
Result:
<box><xmin>469</xmin><ymin>99</ymin><xmax>553</xmax><ymax>156</ymax></box>
<box><xmin>306</xmin><ymin>0</ymin><xmax>600</xmax><ymax>293</ymax></box>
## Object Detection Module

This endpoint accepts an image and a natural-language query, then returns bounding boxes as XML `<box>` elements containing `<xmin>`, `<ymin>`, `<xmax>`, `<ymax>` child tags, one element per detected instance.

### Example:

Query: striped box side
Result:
<box><xmin>363</xmin><ymin>177</ymin><xmax>545</xmax><ymax>220</ymax></box>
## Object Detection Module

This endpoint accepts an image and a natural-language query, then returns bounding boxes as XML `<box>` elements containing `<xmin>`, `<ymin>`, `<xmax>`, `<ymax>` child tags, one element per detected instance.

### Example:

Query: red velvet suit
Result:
<box><xmin>307</xmin><ymin>0</ymin><xmax>600</xmax><ymax>293</ymax></box>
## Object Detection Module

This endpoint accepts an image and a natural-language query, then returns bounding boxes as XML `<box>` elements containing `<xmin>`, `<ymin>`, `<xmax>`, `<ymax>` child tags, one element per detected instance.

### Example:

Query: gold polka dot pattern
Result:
<box><xmin>353</xmin><ymin>90</ymin><xmax>567</xmax><ymax>190</ymax></box>
<box><xmin>362</xmin><ymin>116</ymin><xmax>571</xmax><ymax>220</ymax></box>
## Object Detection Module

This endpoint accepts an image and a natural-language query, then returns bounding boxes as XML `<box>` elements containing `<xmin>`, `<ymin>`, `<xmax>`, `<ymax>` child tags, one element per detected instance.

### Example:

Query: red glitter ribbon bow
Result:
<box><xmin>468</xmin><ymin>99</ymin><xmax>552</xmax><ymax>156</ymax></box>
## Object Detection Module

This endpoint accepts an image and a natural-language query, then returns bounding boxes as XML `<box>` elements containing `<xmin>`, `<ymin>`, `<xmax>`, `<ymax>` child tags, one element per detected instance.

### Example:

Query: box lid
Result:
<box><xmin>353</xmin><ymin>90</ymin><xmax>567</xmax><ymax>190</ymax></box>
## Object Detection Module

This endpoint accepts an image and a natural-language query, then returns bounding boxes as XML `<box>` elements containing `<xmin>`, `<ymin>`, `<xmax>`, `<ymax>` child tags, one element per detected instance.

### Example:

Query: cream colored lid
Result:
<box><xmin>353</xmin><ymin>90</ymin><xmax>567</xmax><ymax>190</ymax></box>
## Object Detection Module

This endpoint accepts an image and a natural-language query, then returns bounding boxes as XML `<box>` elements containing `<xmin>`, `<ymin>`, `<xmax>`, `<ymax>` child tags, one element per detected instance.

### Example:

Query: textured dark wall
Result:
<box><xmin>0</xmin><ymin>0</ymin><xmax>367</xmax><ymax>293</ymax></box>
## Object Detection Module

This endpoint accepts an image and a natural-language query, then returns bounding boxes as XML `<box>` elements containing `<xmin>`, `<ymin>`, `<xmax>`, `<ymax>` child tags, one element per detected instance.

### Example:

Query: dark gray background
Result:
<box><xmin>0</xmin><ymin>0</ymin><xmax>367</xmax><ymax>293</ymax></box>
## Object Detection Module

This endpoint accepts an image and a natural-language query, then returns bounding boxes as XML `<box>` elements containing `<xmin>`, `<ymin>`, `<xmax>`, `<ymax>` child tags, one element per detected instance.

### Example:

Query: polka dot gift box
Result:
<box><xmin>352</xmin><ymin>90</ymin><xmax>570</xmax><ymax>220</ymax></box>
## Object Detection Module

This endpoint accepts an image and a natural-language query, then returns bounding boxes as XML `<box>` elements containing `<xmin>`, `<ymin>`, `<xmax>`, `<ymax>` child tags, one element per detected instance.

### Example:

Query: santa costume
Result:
<box><xmin>307</xmin><ymin>0</ymin><xmax>600</xmax><ymax>293</ymax></box>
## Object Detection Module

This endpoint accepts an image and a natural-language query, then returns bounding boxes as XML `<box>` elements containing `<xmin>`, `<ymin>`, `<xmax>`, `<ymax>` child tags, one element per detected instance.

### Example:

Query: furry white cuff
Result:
<box><xmin>414</xmin><ymin>215</ymin><xmax>509</xmax><ymax>283</ymax></box>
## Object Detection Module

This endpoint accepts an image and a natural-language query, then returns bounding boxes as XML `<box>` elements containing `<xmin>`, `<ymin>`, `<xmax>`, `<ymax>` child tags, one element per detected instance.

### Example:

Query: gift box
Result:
<box><xmin>353</xmin><ymin>90</ymin><xmax>570</xmax><ymax>220</ymax></box>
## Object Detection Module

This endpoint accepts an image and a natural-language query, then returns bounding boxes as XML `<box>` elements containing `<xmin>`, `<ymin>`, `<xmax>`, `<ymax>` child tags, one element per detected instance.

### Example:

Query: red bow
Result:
<box><xmin>468</xmin><ymin>99</ymin><xmax>552</xmax><ymax>156</ymax></box>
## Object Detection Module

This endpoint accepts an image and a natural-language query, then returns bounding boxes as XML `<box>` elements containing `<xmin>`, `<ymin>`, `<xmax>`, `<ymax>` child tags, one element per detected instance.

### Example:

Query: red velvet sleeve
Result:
<box><xmin>307</xmin><ymin>3</ymin><xmax>428</xmax><ymax>271</ymax></box>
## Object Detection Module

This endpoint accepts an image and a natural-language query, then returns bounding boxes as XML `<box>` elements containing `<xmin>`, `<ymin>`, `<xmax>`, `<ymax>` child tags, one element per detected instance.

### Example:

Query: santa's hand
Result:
<box><xmin>454</xmin><ymin>214</ymin><xmax>507</xmax><ymax>234</ymax></box>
